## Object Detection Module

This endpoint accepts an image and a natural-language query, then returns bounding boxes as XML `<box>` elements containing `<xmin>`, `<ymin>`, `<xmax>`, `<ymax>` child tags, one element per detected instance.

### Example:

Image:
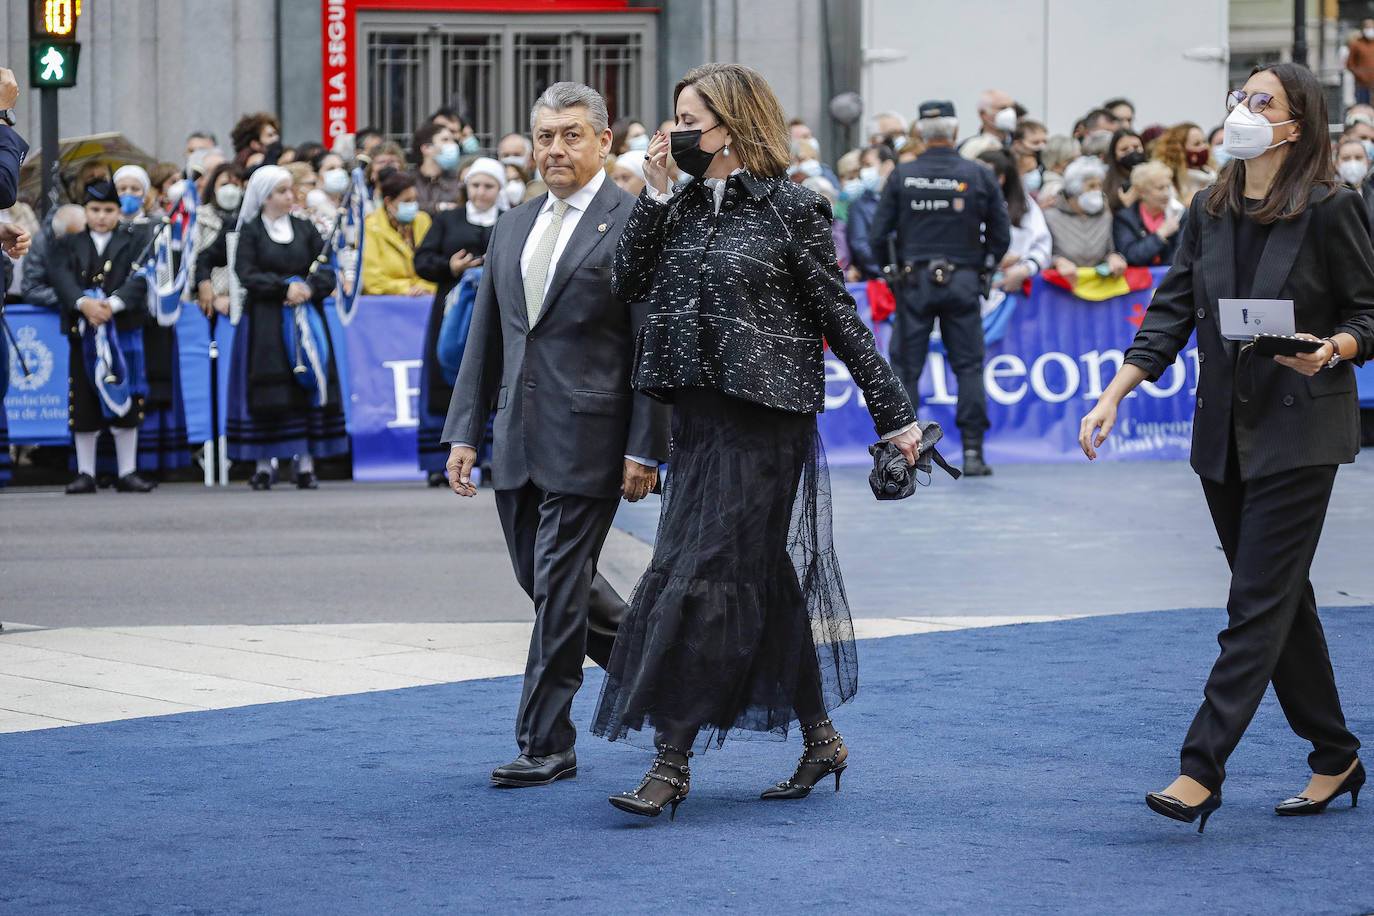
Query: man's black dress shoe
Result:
<box><xmin>296</xmin><ymin>471</ymin><xmax>318</xmax><ymax>490</ymax></box>
<box><xmin>65</xmin><ymin>473</ymin><xmax>97</xmax><ymax>494</ymax></box>
<box><xmin>491</xmin><ymin>749</ymin><xmax>577</xmax><ymax>787</ymax></box>
<box><xmin>114</xmin><ymin>472</ymin><xmax>157</xmax><ymax>492</ymax></box>
<box><xmin>249</xmin><ymin>471</ymin><xmax>273</xmax><ymax>491</ymax></box>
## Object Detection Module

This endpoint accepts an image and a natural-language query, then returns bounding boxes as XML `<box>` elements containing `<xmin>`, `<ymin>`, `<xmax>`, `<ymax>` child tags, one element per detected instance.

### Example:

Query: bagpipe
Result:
<box><xmin>437</xmin><ymin>266</ymin><xmax>483</xmax><ymax>385</ymax></box>
<box><xmin>280</xmin><ymin>274</ymin><xmax>332</xmax><ymax>408</ymax></box>
<box><xmin>78</xmin><ymin>285</ymin><xmax>148</xmax><ymax>419</ymax></box>
<box><xmin>135</xmin><ymin>179</ymin><xmax>200</xmax><ymax>328</ymax></box>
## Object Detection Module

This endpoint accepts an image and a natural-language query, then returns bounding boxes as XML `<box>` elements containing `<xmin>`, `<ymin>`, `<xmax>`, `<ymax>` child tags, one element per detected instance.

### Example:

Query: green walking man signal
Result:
<box><xmin>30</xmin><ymin>0</ymin><xmax>82</xmax><ymax>88</ymax></box>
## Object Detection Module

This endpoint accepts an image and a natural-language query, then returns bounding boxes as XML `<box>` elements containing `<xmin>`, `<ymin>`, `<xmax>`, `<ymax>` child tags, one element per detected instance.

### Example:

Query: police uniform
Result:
<box><xmin>868</xmin><ymin>100</ymin><xmax>1011</xmax><ymax>473</ymax></box>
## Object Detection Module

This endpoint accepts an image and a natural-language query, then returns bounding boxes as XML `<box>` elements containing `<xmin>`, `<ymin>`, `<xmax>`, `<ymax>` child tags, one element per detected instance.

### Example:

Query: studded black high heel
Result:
<box><xmin>1276</xmin><ymin>759</ymin><xmax>1365</xmax><ymax>816</ymax></box>
<box><xmin>609</xmin><ymin>745</ymin><xmax>692</xmax><ymax>820</ymax></box>
<box><xmin>1146</xmin><ymin>790</ymin><xmax>1222</xmax><ymax>833</ymax></box>
<box><xmin>760</xmin><ymin>718</ymin><xmax>848</xmax><ymax>800</ymax></box>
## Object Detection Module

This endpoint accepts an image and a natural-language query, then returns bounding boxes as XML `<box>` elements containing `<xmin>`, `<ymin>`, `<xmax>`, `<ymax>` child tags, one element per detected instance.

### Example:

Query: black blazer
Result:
<box><xmin>50</xmin><ymin>224</ymin><xmax>154</xmax><ymax>336</ymax></box>
<box><xmin>614</xmin><ymin>170</ymin><xmax>915</xmax><ymax>435</ymax></box>
<box><xmin>1112</xmin><ymin>202</ymin><xmax>1186</xmax><ymax>267</ymax></box>
<box><xmin>442</xmin><ymin>177</ymin><xmax>670</xmax><ymax>499</ymax></box>
<box><xmin>1125</xmin><ymin>185</ymin><xmax>1374</xmax><ymax>482</ymax></box>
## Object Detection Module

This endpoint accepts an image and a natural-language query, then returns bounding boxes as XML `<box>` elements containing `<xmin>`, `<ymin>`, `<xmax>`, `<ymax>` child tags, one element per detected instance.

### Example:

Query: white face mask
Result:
<box><xmin>798</xmin><ymin>158</ymin><xmax>823</xmax><ymax>178</ymax></box>
<box><xmin>1364</xmin><ymin>26</ymin><xmax>1374</xmax><ymax>40</ymax></box>
<box><xmin>321</xmin><ymin>168</ymin><xmax>351</xmax><ymax>195</ymax></box>
<box><xmin>1339</xmin><ymin>159</ymin><xmax>1368</xmax><ymax>187</ymax></box>
<box><xmin>1221</xmin><ymin>103</ymin><xmax>1295</xmax><ymax>161</ymax></box>
<box><xmin>1077</xmin><ymin>189</ymin><xmax>1105</xmax><ymax>215</ymax></box>
<box><xmin>214</xmin><ymin>183</ymin><xmax>242</xmax><ymax>211</ymax></box>
<box><xmin>505</xmin><ymin>179</ymin><xmax>526</xmax><ymax>206</ymax></box>
<box><xmin>993</xmin><ymin>107</ymin><xmax>1018</xmax><ymax>133</ymax></box>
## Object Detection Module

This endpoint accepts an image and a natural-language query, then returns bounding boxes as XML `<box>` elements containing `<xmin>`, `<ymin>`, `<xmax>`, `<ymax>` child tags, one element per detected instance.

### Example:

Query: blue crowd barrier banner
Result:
<box><xmin>337</xmin><ymin>296</ymin><xmax>425</xmax><ymax>481</ymax></box>
<box><xmin>4</xmin><ymin>306</ymin><xmax>70</xmax><ymax>446</ymax></box>
<box><xmin>12</xmin><ymin>278</ymin><xmax>1374</xmax><ymax>479</ymax></box>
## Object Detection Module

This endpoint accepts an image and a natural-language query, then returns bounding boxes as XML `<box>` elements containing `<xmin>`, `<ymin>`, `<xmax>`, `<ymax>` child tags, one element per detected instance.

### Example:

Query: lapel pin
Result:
<box><xmin>597</xmin><ymin>223</ymin><xmax>608</xmax><ymax>233</ymax></box>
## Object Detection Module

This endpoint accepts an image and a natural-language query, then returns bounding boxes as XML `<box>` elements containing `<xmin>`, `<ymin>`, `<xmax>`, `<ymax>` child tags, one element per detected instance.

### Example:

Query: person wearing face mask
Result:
<box><xmin>413</xmin><ymin>157</ymin><xmax>502</xmax><ymax>484</ymax></box>
<box><xmin>610</xmin><ymin>117</ymin><xmax>648</xmax><ymax>156</ymax></box>
<box><xmin>1043</xmin><ymin>155</ymin><xmax>1126</xmax><ymax>285</ymax></box>
<box><xmin>964</xmin><ymin>88</ymin><xmax>1017</xmax><ymax>152</ymax></box>
<box><xmin>869</xmin><ymin>99</ymin><xmax>1009</xmax><ymax>476</ymax></box>
<box><xmin>1113</xmin><ymin>159</ymin><xmax>1186</xmax><ymax>267</ymax></box>
<box><xmin>411</xmin><ymin>122</ymin><xmax>464</xmax><ymax>215</ymax></box>
<box><xmin>112</xmin><ymin>165</ymin><xmax>151</xmax><ymax>223</ymax></box>
<box><xmin>1105</xmin><ymin>129</ymin><xmax>1146</xmax><ymax>212</ymax></box>
<box><xmin>1208</xmin><ymin>124</ymin><xmax>1233</xmax><ymax>171</ymax></box>
<box><xmin>227</xmin><ymin>165</ymin><xmax>347</xmax><ymax>490</ymax></box>
<box><xmin>789</xmin><ymin>138</ymin><xmax>840</xmax><ymax>189</ymax></box>
<box><xmin>598</xmin><ymin>63</ymin><xmax>920</xmax><ymax>819</ymax></box>
<box><xmin>1332</xmin><ymin>139</ymin><xmax>1374</xmax><ymax>235</ymax></box>
<box><xmin>361</xmin><ymin>171</ymin><xmax>434</xmax><ymax>297</ymax></box>
<box><xmin>977</xmin><ymin>149</ymin><xmax>1051</xmax><ymax>292</ymax></box>
<box><xmin>833</xmin><ymin>148</ymin><xmax>862</xmax><ymax>222</ymax></box>
<box><xmin>1012</xmin><ymin>120</ymin><xmax>1048</xmax><ymax>195</ymax></box>
<box><xmin>1347</xmin><ymin>19</ymin><xmax>1374</xmax><ymax>106</ymax></box>
<box><xmin>1154</xmin><ymin>122</ymin><xmax>1216</xmax><ymax>207</ymax></box>
<box><xmin>1082</xmin><ymin>62</ymin><xmax>1374</xmax><ymax>835</ymax></box>
<box><xmin>191</xmin><ymin>163</ymin><xmax>246</xmax><ymax>319</ymax></box>
<box><xmin>844</xmin><ymin>143</ymin><xmax>896</xmax><ymax>281</ymax></box>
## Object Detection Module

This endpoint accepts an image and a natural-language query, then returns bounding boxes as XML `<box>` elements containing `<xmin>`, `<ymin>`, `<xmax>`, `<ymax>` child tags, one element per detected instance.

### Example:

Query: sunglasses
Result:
<box><xmin>1227</xmin><ymin>90</ymin><xmax>1283</xmax><ymax>114</ymax></box>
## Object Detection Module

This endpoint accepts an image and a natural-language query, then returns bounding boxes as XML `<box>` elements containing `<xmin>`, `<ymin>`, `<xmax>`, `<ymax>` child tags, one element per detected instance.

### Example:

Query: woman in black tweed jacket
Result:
<box><xmin>592</xmin><ymin>63</ymin><xmax>923</xmax><ymax>821</ymax></box>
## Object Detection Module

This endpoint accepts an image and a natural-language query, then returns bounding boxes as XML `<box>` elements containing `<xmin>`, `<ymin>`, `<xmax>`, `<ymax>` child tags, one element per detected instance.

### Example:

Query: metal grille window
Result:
<box><xmin>358</xmin><ymin>13</ymin><xmax>656</xmax><ymax>151</ymax></box>
<box><xmin>366</xmin><ymin>33</ymin><xmax>429</xmax><ymax>145</ymax></box>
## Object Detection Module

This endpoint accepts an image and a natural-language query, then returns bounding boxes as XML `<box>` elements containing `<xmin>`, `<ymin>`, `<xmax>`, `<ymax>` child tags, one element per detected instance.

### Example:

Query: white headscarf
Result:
<box><xmin>615</xmin><ymin>150</ymin><xmax>647</xmax><ymax>180</ymax></box>
<box><xmin>464</xmin><ymin>156</ymin><xmax>508</xmax><ymax>225</ymax></box>
<box><xmin>237</xmin><ymin>165</ymin><xmax>293</xmax><ymax>230</ymax></box>
<box><xmin>113</xmin><ymin>164</ymin><xmax>151</xmax><ymax>194</ymax></box>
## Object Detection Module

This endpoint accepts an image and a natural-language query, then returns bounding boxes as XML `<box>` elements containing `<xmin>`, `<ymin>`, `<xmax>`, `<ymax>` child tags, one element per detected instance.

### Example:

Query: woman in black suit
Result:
<box><xmin>592</xmin><ymin>63</ymin><xmax>923</xmax><ymax>820</ymax></box>
<box><xmin>1082</xmin><ymin>63</ymin><xmax>1373</xmax><ymax>832</ymax></box>
<box><xmin>413</xmin><ymin>157</ymin><xmax>500</xmax><ymax>484</ymax></box>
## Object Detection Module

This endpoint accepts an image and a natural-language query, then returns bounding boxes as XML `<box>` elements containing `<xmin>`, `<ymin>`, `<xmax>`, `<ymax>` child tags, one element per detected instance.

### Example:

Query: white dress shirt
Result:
<box><xmin>519</xmin><ymin>168</ymin><xmax>605</xmax><ymax>297</ymax></box>
<box><xmin>82</xmin><ymin>230</ymin><xmax>128</xmax><ymax>314</ymax></box>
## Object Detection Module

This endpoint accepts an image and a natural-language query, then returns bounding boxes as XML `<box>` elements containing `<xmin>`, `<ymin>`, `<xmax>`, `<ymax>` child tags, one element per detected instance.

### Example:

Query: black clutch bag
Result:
<box><xmin>1250</xmin><ymin>334</ymin><xmax>1324</xmax><ymax>357</ymax></box>
<box><xmin>868</xmin><ymin>421</ymin><xmax>961</xmax><ymax>501</ymax></box>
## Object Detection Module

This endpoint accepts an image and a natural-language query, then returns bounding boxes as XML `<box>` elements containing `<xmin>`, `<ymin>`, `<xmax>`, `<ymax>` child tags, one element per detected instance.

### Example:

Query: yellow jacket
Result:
<box><xmin>362</xmin><ymin>207</ymin><xmax>437</xmax><ymax>296</ymax></box>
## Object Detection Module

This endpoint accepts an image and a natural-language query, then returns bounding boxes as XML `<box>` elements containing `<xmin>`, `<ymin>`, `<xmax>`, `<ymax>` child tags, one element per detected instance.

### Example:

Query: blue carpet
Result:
<box><xmin>3</xmin><ymin>608</ymin><xmax>1372</xmax><ymax>915</ymax></box>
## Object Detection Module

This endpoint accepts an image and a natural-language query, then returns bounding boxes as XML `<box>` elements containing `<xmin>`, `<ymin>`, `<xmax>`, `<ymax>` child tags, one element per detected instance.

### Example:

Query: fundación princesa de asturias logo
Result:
<box><xmin>8</xmin><ymin>325</ymin><xmax>55</xmax><ymax>391</ymax></box>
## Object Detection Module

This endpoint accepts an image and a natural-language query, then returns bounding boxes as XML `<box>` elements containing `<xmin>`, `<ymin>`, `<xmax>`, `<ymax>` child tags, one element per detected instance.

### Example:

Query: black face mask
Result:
<box><xmin>1119</xmin><ymin>150</ymin><xmax>1147</xmax><ymax>171</ymax></box>
<box><xmin>263</xmin><ymin>140</ymin><xmax>284</xmax><ymax>164</ymax></box>
<box><xmin>671</xmin><ymin>123</ymin><xmax>723</xmax><ymax>180</ymax></box>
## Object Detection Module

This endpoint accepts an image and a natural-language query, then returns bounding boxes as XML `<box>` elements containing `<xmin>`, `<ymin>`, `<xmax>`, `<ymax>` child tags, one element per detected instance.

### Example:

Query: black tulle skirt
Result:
<box><xmin>591</xmin><ymin>388</ymin><xmax>858</xmax><ymax>751</ymax></box>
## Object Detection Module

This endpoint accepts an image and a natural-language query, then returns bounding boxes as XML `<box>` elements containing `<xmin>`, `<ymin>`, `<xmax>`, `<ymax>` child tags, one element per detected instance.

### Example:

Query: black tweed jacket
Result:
<box><xmin>612</xmin><ymin>170</ymin><xmax>916</xmax><ymax>435</ymax></box>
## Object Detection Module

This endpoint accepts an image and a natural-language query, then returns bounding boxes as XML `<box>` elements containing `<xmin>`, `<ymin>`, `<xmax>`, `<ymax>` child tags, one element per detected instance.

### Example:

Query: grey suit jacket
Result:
<box><xmin>442</xmin><ymin>177</ymin><xmax>670</xmax><ymax>498</ymax></box>
<box><xmin>1125</xmin><ymin>185</ymin><xmax>1374</xmax><ymax>482</ymax></box>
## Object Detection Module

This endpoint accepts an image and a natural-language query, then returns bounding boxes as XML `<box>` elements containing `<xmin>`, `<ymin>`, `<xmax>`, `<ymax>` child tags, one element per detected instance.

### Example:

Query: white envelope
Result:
<box><xmin>1218</xmin><ymin>298</ymin><xmax>1295</xmax><ymax>340</ymax></box>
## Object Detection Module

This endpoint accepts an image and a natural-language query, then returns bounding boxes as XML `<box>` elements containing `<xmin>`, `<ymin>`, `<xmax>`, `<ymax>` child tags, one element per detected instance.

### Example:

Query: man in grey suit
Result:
<box><xmin>444</xmin><ymin>82</ymin><xmax>670</xmax><ymax>788</ymax></box>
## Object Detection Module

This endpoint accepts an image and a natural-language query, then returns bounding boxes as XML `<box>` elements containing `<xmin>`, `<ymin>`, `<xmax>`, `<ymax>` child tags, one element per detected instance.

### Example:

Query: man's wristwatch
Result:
<box><xmin>1323</xmin><ymin>338</ymin><xmax>1343</xmax><ymax>369</ymax></box>
<box><xmin>0</xmin><ymin>110</ymin><xmax>15</xmax><ymax>127</ymax></box>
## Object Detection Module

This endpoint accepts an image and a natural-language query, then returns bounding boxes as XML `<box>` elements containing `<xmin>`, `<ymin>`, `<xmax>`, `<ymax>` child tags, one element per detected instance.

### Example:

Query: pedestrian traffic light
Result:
<box><xmin>30</xmin><ymin>0</ymin><xmax>82</xmax><ymax>88</ymax></box>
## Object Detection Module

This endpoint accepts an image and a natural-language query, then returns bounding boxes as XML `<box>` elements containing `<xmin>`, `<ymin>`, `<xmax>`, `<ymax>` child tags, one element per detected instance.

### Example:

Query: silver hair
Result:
<box><xmin>529</xmin><ymin>82</ymin><xmax>609</xmax><ymax>134</ymax></box>
<box><xmin>501</xmin><ymin>132</ymin><xmax>533</xmax><ymax>157</ymax></box>
<box><xmin>1062</xmin><ymin>155</ymin><xmax>1107</xmax><ymax>197</ymax></box>
<box><xmin>869</xmin><ymin>110</ymin><xmax>908</xmax><ymax>135</ymax></box>
<box><xmin>52</xmin><ymin>203</ymin><xmax>87</xmax><ymax>237</ymax></box>
<box><xmin>917</xmin><ymin>116</ymin><xmax>959</xmax><ymax>143</ymax></box>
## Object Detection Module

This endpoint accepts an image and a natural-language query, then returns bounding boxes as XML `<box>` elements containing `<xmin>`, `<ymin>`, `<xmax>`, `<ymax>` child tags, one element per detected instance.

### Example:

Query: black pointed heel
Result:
<box><xmin>761</xmin><ymin>718</ymin><xmax>848</xmax><ymax>800</ymax></box>
<box><xmin>608</xmin><ymin>745</ymin><xmax>692</xmax><ymax>821</ymax></box>
<box><xmin>1275</xmin><ymin>759</ymin><xmax>1365</xmax><ymax>816</ymax></box>
<box><xmin>1145</xmin><ymin>790</ymin><xmax>1222</xmax><ymax>834</ymax></box>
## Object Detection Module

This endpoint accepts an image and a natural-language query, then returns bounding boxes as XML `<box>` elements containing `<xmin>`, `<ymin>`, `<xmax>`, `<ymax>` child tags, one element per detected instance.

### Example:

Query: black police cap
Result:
<box><xmin>918</xmin><ymin>100</ymin><xmax>956</xmax><ymax>119</ymax></box>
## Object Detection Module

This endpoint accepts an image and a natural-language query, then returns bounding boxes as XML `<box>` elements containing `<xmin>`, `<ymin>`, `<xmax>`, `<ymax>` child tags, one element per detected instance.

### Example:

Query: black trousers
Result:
<box><xmin>69</xmin><ymin>337</ymin><xmax>142</xmax><ymax>433</ymax></box>
<box><xmin>495</xmin><ymin>482</ymin><xmax>623</xmax><ymax>757</ymax></box>
<box><xmin>1180</xmin><ymin>459</ymin><xmax>1361</xmax><ymax>790</ymax></box>
<box><xmin>889</xmin><ymin>269</ymin><xmax>989</xmax><ymax>443</ymax></box>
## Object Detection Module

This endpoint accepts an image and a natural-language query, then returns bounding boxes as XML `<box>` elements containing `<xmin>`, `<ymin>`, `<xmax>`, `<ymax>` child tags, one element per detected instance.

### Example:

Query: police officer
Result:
<box><xmin>869</xmin><ymin>100</ymin><xmax>1010</xmax><ymax>476</ymax></box>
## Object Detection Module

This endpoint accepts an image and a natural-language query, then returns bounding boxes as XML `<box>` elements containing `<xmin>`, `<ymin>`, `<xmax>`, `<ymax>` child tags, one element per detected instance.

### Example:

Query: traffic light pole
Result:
<box><xmin>40</xmin><ymin>86</ymin><xmax>59</xmax><ymax>216</ymax></box>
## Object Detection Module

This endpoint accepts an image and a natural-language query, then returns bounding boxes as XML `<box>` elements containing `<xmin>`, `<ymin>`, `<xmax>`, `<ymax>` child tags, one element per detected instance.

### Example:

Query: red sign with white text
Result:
<box><xmin>322</xmin><ymin>0</ymin><xmax>355</xmax><ymax>144</ymax></box>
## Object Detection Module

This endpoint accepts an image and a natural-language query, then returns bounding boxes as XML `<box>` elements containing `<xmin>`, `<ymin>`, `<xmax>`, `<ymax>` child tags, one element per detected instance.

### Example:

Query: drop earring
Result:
<box><xmin>723</xmin><ymin>145</ymin><xmax>730</xmax><ymax>157</ymax></box>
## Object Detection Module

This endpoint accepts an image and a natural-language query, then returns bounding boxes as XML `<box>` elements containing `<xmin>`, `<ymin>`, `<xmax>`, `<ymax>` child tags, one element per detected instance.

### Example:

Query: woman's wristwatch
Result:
<box><xmin>1323</xmin><ymin>338</ymin><xmax>1343</xmax><ymax>369</ymax></box>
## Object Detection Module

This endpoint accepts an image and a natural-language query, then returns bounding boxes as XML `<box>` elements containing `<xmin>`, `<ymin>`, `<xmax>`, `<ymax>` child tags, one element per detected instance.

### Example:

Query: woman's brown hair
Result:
<box><xmin>673</xmin><ymin>63</ymin><xmax>791</xmax><ymax>178</ymax></box>
<box><xmin>1151</xmin><ymin>122</ymin><xmax>1200</xmax><ymax>195</ymax></box>
<box><xmin>1206</xmin><ymin>62</ymin><xmax>1336</xmax><ymax>224</ymax></box>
